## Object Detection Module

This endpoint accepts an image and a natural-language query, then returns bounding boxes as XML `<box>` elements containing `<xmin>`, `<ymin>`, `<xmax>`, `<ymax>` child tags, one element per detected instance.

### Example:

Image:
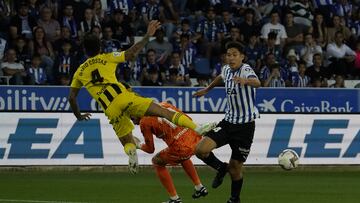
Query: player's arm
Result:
<box><xmin>124</xmin><ymin>20</ymin><xmax>161</xmax><ymax>61</ymax></box>
<box><xmin>233</xmin><ymin>67</ymin><xmax>261</xmax><ymax>88</ymax></box>
<box><xmin>193</xmin><ymin>75</ymin><xmax>223</xmax><ymax>97</ymax></box>
<box><xmin>139</xmin><ymin>119</ymin><xmax>156</xmax><ymax>153</ymax></box>
<box><xmin>68</xmin><ymin>87</ymin><xmax>91</xmax><ymax>121</ymax></box>
<box><xmin>233</xmin><ymin>76</ymin><xmax>261</xmax><ymax>88</ymax></box>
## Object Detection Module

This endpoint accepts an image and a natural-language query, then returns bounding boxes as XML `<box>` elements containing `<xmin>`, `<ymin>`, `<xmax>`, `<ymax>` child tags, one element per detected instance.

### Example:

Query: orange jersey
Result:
<box><xmin>139</xmin><ymin>102</ymin><xmax>201</xmax><ymax>154</ymax></box>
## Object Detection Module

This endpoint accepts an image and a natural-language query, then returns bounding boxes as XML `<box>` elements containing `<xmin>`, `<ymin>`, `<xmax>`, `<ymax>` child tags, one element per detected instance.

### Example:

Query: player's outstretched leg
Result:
<box><xmin>144</xmin><ymin>102</ymin><xmax>216</xmax><ymax>135</ymax></box>
<box><xmin>181</xmin><ymin>159</ymin><xmax>208</xmax><ymax>199</ymax></box>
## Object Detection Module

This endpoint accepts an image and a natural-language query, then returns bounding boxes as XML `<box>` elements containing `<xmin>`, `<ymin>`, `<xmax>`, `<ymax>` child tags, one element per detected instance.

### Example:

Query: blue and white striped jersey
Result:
<box><xmin>221</xmin><ymin>63</ymin><xmax>260</xmax><ymax>124</ymax></box>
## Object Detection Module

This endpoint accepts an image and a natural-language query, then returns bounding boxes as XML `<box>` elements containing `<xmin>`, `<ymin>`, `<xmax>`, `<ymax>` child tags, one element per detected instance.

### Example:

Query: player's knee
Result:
<box><xmin>152</xmin><ymin>156</ymin><xmax>165</xmax><ymax>166</ymax></box>
<box><xmin>228</xmin><ymin>163</ymin><xmax>243</xmax><ymax>179</ymax></box>
<box><xmin>195</xmin><ymin>145</ymin><xmax>209</xmax><ymax>160</ymax></box>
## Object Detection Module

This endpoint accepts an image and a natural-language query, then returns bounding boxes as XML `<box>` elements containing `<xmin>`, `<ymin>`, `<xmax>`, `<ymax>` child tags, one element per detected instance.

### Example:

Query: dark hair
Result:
<box><xmin>83</xmin><ymin>33</ymin><xmax>100</xmax><ymax>57</ymax></box>
<box><xmin>270</xmin><ymin>63</ymin><xmax>280</xmax><ymax>70</ymax></box>
<box><xmin>181</xmin><ymin>19</ymin><xmax>190</xmax><ymax>25</ymax></box>
<box><xmin>225</xmin><ymin>41</ymin><xmax>244</xmax><ymax>54</ymax></box>
<box><xmin>244</xmin><ymin>8</ymin><xmax>255</xmax><ymax>16</ymax></box>
<box><xmin>32</xmin><ymin>53</ymin><xmax>41</xmax><ymax>60</ymax></box>
<box><xmin>147</xmin><ymin>48</ymin><xmax>156</xmax><ymax>54</ymax></box>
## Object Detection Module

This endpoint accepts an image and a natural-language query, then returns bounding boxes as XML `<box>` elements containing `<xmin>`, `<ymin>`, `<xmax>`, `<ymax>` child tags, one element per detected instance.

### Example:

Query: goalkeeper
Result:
<box><xmin>133</xmin><ymin>102</ymin><xmax>208</xmax><ymax>203</ymax></box>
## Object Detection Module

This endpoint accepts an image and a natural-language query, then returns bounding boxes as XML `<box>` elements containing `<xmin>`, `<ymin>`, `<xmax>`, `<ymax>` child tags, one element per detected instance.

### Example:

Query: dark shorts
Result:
<box><xmin>205</xmin><ymin>119</ymin><xmax>255</xmax><ymax>162</ymax></box>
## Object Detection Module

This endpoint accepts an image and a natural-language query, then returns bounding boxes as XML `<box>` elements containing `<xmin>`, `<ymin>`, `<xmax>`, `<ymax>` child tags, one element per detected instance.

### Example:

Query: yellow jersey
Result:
<box><xmin>70</xmin><ymin>51</ymin><xmax>127</xmax><ymax>110</ymax></box>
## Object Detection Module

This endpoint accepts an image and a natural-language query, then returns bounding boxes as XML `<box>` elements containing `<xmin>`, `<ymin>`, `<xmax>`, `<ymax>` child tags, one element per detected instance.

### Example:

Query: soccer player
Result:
<box><xmin>68</xmin><ymin>20</ymin><xmax>214</xmax><ymax>174</ymax></box>
<box><xmin>132</xmin><ymin>102</ymin><xmax>208</xmax><ymax>203</ymax></box>
<box><xmin>193</xmin><ymin>41</ymin><xmax>260</xmax><ymax>203</ymax></box>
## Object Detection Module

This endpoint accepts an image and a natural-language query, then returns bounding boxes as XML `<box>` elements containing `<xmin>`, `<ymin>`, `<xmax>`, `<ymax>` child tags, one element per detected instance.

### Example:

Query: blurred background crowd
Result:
<box><xmin>1</xmin><ymin>0</ymin><xmax>360</xmax><ymax>88</ymax></box>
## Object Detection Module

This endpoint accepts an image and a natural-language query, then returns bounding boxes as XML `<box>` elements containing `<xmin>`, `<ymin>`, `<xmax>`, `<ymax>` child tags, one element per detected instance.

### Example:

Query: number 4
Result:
<box><xmin>91</xmin><ymin>69</ymin><xmax>104</xmax><ymax>83</ymax></box>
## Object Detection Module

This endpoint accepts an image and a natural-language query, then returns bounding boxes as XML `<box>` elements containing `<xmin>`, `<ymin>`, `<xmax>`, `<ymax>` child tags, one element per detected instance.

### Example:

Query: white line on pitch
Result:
<box><xmin>0</xmin><ymin>199</ymin><xmax>88</xmax><ymax>203</ymax></box>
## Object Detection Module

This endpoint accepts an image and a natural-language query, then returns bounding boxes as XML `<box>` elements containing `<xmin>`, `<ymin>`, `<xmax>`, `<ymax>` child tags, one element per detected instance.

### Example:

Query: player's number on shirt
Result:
<box><xmin>91</xmin><ymin>69</ymin><xmax>104</xmax><ymax>83</ymax></box>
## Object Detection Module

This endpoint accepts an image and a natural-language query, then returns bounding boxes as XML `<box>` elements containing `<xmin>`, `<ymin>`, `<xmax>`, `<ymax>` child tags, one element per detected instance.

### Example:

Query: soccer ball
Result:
<box><xmin>278</xmin><ymin>149</ymin><xmax>299</xmax><ymax>170</ymax></box>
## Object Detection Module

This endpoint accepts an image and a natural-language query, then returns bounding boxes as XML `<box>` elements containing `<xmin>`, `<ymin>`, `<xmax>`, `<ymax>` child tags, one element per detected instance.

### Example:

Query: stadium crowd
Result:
<box><xmin>0</xmin><ymin>0</ymin><xmax>360</xmax><ymax>88</ymax></box>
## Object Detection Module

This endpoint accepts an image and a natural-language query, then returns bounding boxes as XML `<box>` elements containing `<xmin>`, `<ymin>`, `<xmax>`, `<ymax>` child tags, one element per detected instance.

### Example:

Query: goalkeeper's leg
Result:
<box><xmin>119</xmin><ymin>132</ymin><xmax>138</xmax><ymax>174</ymax></box>
<box><xmin>152</xmin><ymin>152</ymin><xmax>181</xmax><ymax>202</ymax></box>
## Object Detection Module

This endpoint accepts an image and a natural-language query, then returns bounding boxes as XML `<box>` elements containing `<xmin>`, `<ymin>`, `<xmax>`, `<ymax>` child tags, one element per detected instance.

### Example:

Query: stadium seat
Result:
<box><xmin>194</xmin><ymin>58</ymin><xmax>211</xmax><ymax>76</ymax></box>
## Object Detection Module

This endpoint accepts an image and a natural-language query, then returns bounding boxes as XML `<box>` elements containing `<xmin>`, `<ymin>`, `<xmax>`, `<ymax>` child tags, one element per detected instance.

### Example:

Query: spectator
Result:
<box><xmin>37</xmin><ymin>6</ymin><xmax>61</xmax><ymax>43</ymax></box>
<box><xmin>163</xmin><ymin>68</ymin><xmax>187</xmax><ymax>86</ymax></box>
<box><xmin>142</xmin><ymin>67</ymin><xmax>163</xmax><ymax>86</ymax></box>
<box><xmin>284</xmin><ymin>49</ymin><xmax>299</xmax><ymax>81</ymax></box>
<box><xmin>291</xmin><ymin>60</ymin><xmax>310</xmax><ymax>87</ymax></box>
<box><xmin>173</xmin><ymin>19</ymin><xmax>195</xmax><ymax>45</ymax></box>
<box><xmin>306</xmin><ymin>53</ymin><xmax>330</xmax><ymax>84</ymax></box>
<box><xmin>53</xmin><ymin>26</ymin><xmax>78</xmax><ymax>55</ymax></box>
<box><xmin>221</xmin><ymin>26</ymin><xmax>243</xmax><ymax>54</ymax></box>
<box><xmin>9</xmin><ymin>2</ymin><xmax>37</xmax><ymax>40</ymax></box>
<box><xmin>28</xmin><ymin>0</ymin><xmax>40</xmax><ymax>19</ymax></box>
<box><xmin>91</xmin><ymin>25</ymin><xmax>102</xmax><ymax>40</ymax></box>
<box><xmin>61</xmin><ymin>4</ymin><xmax>78</xmax><ymax>40</ymax></box>
<box><xmin>118</xmin><ymin>65</ymin><xmax>141</xmax><ymax>86</ymax></box>
<box><xmin>244</xmin><ymin>33</ymin><xmax>262</xmax><ymax>72</ymax></box>
<box><xmin>108</xmin><ymin>0</ymin><xmax>135</xmax><ymax>16</ymax></box>
<box><xmin>107</xmin><ymin>9</ymin><xmax>133</xmax><ymax>49</ymax></box>
<box><xmin>353</xmin><ymin>40</ymin><xmax>360</xmax><ymax>78</ymax></box>
<box><xmin>288</xmin><ymin>0</ymin><xmax>313</xmax><ymax>27</ymax></box>
<box><xmin>0</xmin><ymin>35</ymin><xmax>7</xmax><ymax>61</ymax></box>
<box><xmin>141</xmin><ymin>0</ymin><xmax>160</xmax><ymax>26</ymax></box>
<box><xmin>101</xmin><ymin>25</ymin><xmax>121</xmax><ymax>53</ymax></box>
<box><xmin>284</xmin><ymin>12</ymin><xmax>306</xmax><ymax>55</ymax></box>
<box><xmin>194</xmin><ymin>75</ymin><xmax>209</xmax><ymax>87</ymax></box>
<box><xmin>261</xmin><ymin>32</ymin><xmax>282</xmax><ymax>63</ymax></box>
<box><xmin>211</xmin><ymin>53</ymin><xmax>226</xmax><ymax>81</ymax></box>
<box><xmin>178</xmin><ymin>34</ymin><xmax>197</xmax><ymax>77</ymax></box>
<box><xmin>53</xmin><ymin>40</ymin><xmax>77</xmax><ymax>85</ymax></box>
<box><xmin>327</xmin><ymin>15</ymin><xmax>351</xmax><ymax>43</ymax></box>
<box><xmin>239</xmin><ymin>8</ymin><xmax>260</xmax><ymax>43</ymax></box>
<box><xmin>27</xmin><ymin>54</ymin><xmax>47</xmax><ymax>85</ymax></box>
<box><xmin>147</xmin><ymin>28</ymin><xmax>173</xmax><ymax>65</ymax></box>
<box><xmin>1</xmin><ymin>48</ymin><xmax>26</xmax><ymax>85</ymax></box>
<box><xmin>166</xmin><ymin>51</ymin><xmax>191</xmax><ymax>86</ymax></box>
<box><xmin>39</xmin><ymin>0</ymin><xmax>60</xmax><ymax>20</ymax></box>
<box><xmin>263</xmin><ymin>63</ymin><xmax>286</xmax><ymax>87</ymax></box>
<box><xmin>333</xmin><ymin>0</ymin><xmax>352</xmax><ymax>20</ymax></box>
<box><xmin>79</xmin><ymin>7</ymin><xmax>101</xmax><ymax>39</ymax></box>
<box><xmin>91</xmin><ymin>0</ymin><xmax>106</xmax><ymax>24</ymax></box>
<box><xmin>329</xmin><ymin>74</ymin><xmax>345</xmax><ymax>88</ymax></box>
<box><xmin>142</xmin><ymin>49</ymin><xmax>165</xmax><ymax>83</ymax></box>
<box><xmin>310</xmin><ymin>12</ymin><xmax>328</xmax><ymax>49</ymax></box>
<box><xmin>159</xmin><ymin>0</ymin><xmax>179</xmax><ymax>40</ymax></box>
<box><xmin>300</xmin><ymin>33</ymin><xmax>323</xmax><ymax>67</ymax></box>
<box><xmin>195</xmin><ymin>6</ymin><xmax>223</xmax><ymax>58</ymax></box>
<box><xmin>259</xmin><ymin>52</ymin><xmax>277</xmax><ymax>85</ymax></box>
<box><xmin>260</xmin><ymin>10</ymin><xmax>287</xmax><ymax>47</ymax></box>
<box><xmin>13</xmin><ymin>36</ymin><xmax>31</xmax><ymax>68</ymax></box>
<box><xmin>326</xmin><ymin>31</ymin><xmax>356</xmax><ymax>77</ymax></box>
<box><xmin>220</xmin><ymin>9</ymin><xmax>237</xmax><ymax>38</ymax></box>
<box><xmin>28</xmin><ymin>26</ymin><xmax>55</xmax><ymax>83</ymax></box>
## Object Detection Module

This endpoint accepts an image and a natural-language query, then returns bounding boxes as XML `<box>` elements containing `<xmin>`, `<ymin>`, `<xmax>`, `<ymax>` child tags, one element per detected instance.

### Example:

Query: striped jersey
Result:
<box><xmin>221</xmin><ymin>63</ymin><xmax>259</xmax><ymax>124</ymax></box>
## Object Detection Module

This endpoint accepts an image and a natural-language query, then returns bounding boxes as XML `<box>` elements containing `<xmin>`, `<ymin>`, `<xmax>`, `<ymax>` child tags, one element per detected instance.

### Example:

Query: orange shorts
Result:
<box><xmin>158</xmin><ymin>130</ymin><xmax>202</xmax><ymax>165</ymax></box>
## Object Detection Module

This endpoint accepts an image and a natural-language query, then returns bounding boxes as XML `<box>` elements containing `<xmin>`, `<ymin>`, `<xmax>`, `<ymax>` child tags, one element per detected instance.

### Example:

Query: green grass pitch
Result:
<box><xmin>0</xmin><ymin>166</ymin><xmax>359</xmax><ymax>203</ymax></box>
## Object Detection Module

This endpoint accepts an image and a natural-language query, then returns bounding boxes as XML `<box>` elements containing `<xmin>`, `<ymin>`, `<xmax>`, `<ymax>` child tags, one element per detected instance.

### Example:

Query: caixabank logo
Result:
<box><xmin>257</xmin><ymin>98</ymin><xmax>354</xmax><ymax>113</ymax></box>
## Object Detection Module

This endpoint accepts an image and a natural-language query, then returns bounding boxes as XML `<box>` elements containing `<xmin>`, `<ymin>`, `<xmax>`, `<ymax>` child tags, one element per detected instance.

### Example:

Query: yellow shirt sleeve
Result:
<box><xmin>70</xmin><ymin>73</ymin><xmax>83</xmax><ymax>88</ymax></box>
<box><xmin>104</xmin><ymin>51</ymin><xmax>126</xmax><ymax>63</ymax></box>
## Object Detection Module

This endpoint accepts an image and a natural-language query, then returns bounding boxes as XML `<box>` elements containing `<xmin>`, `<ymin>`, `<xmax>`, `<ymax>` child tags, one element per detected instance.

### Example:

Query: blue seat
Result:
<box><xmin>194</xmin><ymin>58</ymin><xmax>211</xmax><ymax>76</ymax></box>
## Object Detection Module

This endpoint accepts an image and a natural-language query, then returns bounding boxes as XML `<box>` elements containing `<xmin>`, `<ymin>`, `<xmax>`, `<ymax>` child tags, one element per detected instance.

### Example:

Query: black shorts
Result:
<box><xmin>206</xmin><ymin>119</ymin><xmax>255</xmax><ymax>162</ymax></box>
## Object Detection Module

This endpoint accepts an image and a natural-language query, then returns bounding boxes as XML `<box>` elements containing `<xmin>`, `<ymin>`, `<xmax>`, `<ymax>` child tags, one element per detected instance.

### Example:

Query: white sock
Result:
<box><xmin>170</xmin><ymin>195</ymin><xmax>179</xmax><ymax>200</ymax></box>
<box><xmin>195</xmin><ymin>184</ymin><xmax>203</xmax><ymax>191</ymax></box>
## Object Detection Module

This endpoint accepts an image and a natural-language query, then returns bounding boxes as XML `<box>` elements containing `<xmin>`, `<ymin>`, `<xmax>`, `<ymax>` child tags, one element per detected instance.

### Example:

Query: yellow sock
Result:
<box><xmin>171</xmin><ymin>112</ymin><xmax>197</xmax><ymax>130</ymax></box>
<box><xmin>124</xmin><ymin>143</ymin><xmax>136</xmax><ymax>155</ymax></box>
